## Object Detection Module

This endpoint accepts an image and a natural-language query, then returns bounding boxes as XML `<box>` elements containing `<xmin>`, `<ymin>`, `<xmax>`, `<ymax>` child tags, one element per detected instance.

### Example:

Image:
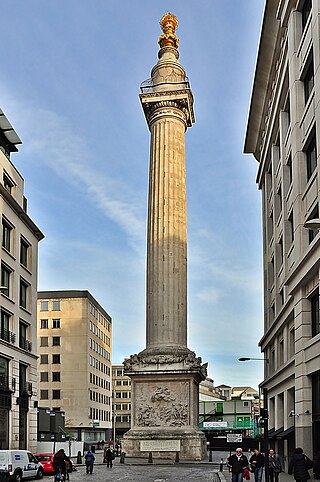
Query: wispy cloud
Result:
<box><xmin>1</xmin><ymin>89</ymin><xmax>146</xmax><ymax>253</ymax></box>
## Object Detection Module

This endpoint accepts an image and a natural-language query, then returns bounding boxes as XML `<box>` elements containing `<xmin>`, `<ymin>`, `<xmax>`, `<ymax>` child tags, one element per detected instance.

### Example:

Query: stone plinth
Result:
<box><xmin>122</xmin><ymin>349</ymin><xmax>207</xmax><ymax>460</ymax></box>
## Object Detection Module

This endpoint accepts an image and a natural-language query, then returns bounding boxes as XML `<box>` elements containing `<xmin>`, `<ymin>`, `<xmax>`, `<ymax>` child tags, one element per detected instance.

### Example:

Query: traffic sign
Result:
<box><xmin>227</xmin><ymin>434</ymin><xmax>243</xmax><ymax>443</ymax></box>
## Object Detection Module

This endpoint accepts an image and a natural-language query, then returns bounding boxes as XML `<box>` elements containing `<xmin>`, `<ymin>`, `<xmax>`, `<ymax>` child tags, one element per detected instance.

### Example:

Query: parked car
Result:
<box><xmin>34</xmin><ymin>454</ymin><xmax>76</xmax><ymax>475</ymax></box>
<box><xmin>33</xmin><ymin>454</ymin><xmax>54</xmax><ymax>474</ymax></box>
<box><xmin>0</xmin><ymin>450</ymin><xmax>44</xmax><ymax>482</ymax></box>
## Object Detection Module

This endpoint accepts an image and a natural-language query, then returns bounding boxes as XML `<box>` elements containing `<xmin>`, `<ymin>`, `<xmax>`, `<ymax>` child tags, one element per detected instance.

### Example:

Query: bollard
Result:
<box><xmin>120</xmin><ymin>451</ymin><xmax>125</xmax><ymax>464</ymax></box>
<box><xmin>76</xmin><ymin>451</ymin><xmax>82</xmax><ymax>465</ymax></box>
<box><xmin>209</xmin><ymin>450</ymin><xmax>212</xmax><ymax>462</ymax></box>
<box><xmin>148</xmin><ymin>451</ymin><xmax>153</xmax><ymax>463</ymax></box>
<box><xmin>175</xmin><ymin>452</ymin><xmax>180</xmax><ymax>464</ymax></box>
<box><xmin>220</xmin><ymin>458</ymin><xmax>224</xmax><ymax>471</ymax></box>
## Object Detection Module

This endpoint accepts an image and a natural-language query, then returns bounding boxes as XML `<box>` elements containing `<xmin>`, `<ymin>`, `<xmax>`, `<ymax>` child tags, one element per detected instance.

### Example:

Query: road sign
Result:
<box><xmin>227</xmin><ymin>434</ymin><xmax>243</xmax><ymax>443</ymax></box>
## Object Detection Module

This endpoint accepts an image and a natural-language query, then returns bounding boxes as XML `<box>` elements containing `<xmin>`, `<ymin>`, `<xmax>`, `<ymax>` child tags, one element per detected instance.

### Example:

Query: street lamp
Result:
<box><xmin>238</xmin><ymin>357</ymin><xmax>269</xmax><ymax>482</ymax></box>
<box><xmin>303</xmin><ymin>218</ymin><xmax>320</xmax><ymax>229</ymax></box>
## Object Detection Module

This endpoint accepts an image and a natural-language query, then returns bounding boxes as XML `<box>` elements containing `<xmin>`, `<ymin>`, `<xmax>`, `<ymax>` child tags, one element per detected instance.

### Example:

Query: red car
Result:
<box><xmin>34</xmin><ymin>454</ymin><xmax>75</xmax><ymax>475</ymax></box>
<box><xmin>34</xmin><ymin>454</ymin><xmax>55</xmax><ymax>474</ymax></box>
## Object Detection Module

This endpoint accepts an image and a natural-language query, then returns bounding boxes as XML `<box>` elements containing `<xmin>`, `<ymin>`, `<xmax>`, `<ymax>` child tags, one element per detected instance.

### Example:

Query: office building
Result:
<box><xmin>112</xmin><ymin>364</ymin><xmax>131</xmax><ymax>440</ymax></box>
<box><xmin>0</xmin><ymin>108</ymin><xmax>44</xmax><ymax>450</ymax></box>
<box><xmin>245</xmin><ymin>0</ymin><xmax>320</xmax><ymax>461</ymax></box>
<box><xmin>37</xmin><ymin>290</ymin><xmax>112</xmax><ymax>444</ymax></box>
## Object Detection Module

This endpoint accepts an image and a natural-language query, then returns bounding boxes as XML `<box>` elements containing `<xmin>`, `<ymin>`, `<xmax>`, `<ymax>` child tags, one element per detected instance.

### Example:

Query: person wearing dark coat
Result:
<box><xmin>288</xmin><ymin>447</ymin><xmax>313</xmax><ymax>482</ymax></box>
<box><xmin>228</xmin><ymin>448</ymin><xmax>249</xmax><ymax>482</ymax></box>
<box><xmin>269</xmin><ymin>449</ymin><xmax>282</xmax><ymax>482</ymax></box>
<box><xmin>53</xmin><ymin>449</ymin><xmax>67</xmax><ymax>479</ymax></box>
<box><xmin>250</xmin><ymin>448</ymin><xmax>265</xmax><ymax>482</ymax></box>
<box><xmin>104</xmin><ymin>447</ymin><xmax>114</xmax><ymax>468</ymax></box>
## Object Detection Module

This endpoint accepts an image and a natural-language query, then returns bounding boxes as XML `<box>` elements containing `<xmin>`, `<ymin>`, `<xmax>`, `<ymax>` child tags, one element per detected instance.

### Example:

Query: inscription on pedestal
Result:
<box><xmin>140</xmin><ymin>439</ymin><xmax>181</xmax><ymax>452</ymax></box>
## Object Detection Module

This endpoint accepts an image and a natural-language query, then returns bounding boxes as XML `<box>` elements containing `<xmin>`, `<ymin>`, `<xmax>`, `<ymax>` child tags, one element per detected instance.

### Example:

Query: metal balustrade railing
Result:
<box><xmin>20</xmin><ymin>381</ymin><xmax>32</xmax><ymax>396</ymax></box>
<box><xmin>19</xmin><ymin>337</ymin><xmax>32</xmax><ymax>352</ymax></box>
<box><xmin>0</xmin><ymin>374</ymin><xmax>16</xmax><ymax>392</ymax></box>
<box><xmin>140</xmin><ymin>77</ymin><xmax>191</xmax><ymax>94</ymax></box>
<box><xmin>0</xmin><ymin>328</ymin><xmax>16</xmax><ymax>343</ymax></box>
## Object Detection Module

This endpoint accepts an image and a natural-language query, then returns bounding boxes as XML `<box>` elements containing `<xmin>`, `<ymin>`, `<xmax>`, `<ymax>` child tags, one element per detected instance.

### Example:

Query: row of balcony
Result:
<box><xmin>0</xmin><ymin>375</ymin><xmax>32</xmax><ymax>396</ymax></box>
<box><xmin>0</xmin><ymin>329</ymin><xmax>32</xmax><ymax>351</ymax></box>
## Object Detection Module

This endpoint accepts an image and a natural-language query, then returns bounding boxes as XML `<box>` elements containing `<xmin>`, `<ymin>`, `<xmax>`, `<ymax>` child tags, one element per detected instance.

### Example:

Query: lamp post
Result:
<box><xmin>238</xmin><ymin>357</ymin><xmax>269</xmax><ymax>482</ymax></box>
<box><xmin>113</xmin><ymin>413</ymin><xmax>117</xmax><ymax>446</ymax></box>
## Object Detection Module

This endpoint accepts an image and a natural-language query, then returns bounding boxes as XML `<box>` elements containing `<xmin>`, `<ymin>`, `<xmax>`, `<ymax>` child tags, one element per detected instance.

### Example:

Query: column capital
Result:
<box><xmin>140</xmin><ymin>90</ymin><xmax>195</xmax><ymax>129</ymax></box>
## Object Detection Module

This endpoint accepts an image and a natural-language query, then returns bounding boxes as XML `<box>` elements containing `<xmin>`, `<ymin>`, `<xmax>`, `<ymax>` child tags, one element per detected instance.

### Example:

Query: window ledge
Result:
<box><xmin>1</xmin><ymin>247</ymin><xmax>16</xmax><ymax>261</ymax></box>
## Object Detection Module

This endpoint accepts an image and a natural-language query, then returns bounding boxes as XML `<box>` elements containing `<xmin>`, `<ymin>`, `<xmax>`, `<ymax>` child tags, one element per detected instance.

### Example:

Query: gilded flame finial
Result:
<box><xmin>159</xmin><ymin>12</ymin><xmax>179</xmax><ymax>49</ymax></box>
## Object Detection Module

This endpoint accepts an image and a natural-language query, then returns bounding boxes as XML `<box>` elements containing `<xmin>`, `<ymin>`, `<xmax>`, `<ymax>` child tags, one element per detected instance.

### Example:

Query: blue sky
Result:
<box><xmin>1</xmin><ymin>1</ymin><xmax>265</xmax><ymax>387</ymax></box>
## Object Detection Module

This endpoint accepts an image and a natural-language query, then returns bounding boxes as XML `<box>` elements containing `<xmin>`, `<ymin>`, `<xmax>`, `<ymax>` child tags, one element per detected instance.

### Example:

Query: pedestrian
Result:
<box><xmin>84</xmin><ymin>449</ymin><xmax>95</xmax><ymax>475</ymax></box>
<box><xmin>64</xmin><ymin>454</ymin><xmax>72</xmax><ymax>481</ymax></box>
<box><xmin>228</xmin><ymin>447</ymin><xmax>249</xmax><ymax>482</ymax></box>
<box><xmin>269</xmin><ymin>449</ymin><xmax>282</xmax><ymax>482</ymax></box>
<box><xmin>53</xmin><ymin>449</ymin><xmax>68</xmax><ymax>481</ymax></box>
<box><xmin>288</xmin><ymin>447</ymin><xmax>313</xmax><ymax>482</ymax></box>
<box><xmin>250</xmin><ymin>448</ymin><xmax>265</xmax><ymax>482</ymax></box>
<box><xmin>104</xmin><ymin>447</ymin><xmax>114</xmax><ymax>468</ymax></box>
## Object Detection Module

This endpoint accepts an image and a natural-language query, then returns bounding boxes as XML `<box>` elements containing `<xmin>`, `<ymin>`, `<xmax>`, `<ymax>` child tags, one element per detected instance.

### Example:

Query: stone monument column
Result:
<box><xmin>122</xmin><ymin>13</ymin><xmax>207</xmax><ymax>461</ymax></box>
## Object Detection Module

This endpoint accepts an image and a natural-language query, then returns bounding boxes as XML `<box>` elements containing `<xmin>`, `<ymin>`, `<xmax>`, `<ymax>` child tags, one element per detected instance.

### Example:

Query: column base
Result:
<box><xmin>122</xmin><ymin>427</ymin><xmax>207</xmax><ymax>461</ymax></box>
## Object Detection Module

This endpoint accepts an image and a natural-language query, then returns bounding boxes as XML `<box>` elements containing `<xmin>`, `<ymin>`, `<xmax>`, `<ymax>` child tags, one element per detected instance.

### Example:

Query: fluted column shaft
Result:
<box><xmin>146</xmin><ymin>105</ymin><xmax>187</xmax><ymax>349</ymax></box>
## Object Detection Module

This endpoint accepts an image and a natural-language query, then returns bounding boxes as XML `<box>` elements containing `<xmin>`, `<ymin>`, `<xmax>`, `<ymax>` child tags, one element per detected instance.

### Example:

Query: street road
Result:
<box><xmin>42</xmin><ymin>464</ymin><xmax>220</xmax><ymax>481</ymax></box>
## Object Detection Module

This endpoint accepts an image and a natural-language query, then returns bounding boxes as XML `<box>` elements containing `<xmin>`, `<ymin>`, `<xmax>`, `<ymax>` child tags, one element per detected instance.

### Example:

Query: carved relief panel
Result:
<box><xmin>134</xmin><ymin>381</ymin><xmax>189</xmax><ymax>427</ymax></box>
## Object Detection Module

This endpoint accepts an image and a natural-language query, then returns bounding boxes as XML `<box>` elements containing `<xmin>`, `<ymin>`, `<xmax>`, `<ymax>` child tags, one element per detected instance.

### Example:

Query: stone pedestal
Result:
<box><xmin>122</xmin><ymin>348</ymin><xmax>207</xmax><ymax>460</ymax></box>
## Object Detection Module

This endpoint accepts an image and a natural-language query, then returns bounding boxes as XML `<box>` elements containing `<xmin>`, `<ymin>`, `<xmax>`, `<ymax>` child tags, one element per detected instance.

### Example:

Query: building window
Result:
<box><xmin>40</xmin><ymin>337</ymin><xmax>48</xmax><ymax>347</ymax></box>
<box><xmin>40</xmin><ymin>390</ymin><xmax>49</xmax><ymax>400</ymax></box>
<box><xmin>279</xmin><ymin>339</ymin><xmax>284</xmax><ymax>366</ymax></box>
<box><xmin>304</xmin><ymin>58</ymin><xmax>314</xmax><ymax>104</ymax></box>
<box><xmin>52</xmin><ymin>372</ymin><xmax>60</xmax><ymax>382</ymax></box>
<box><xmin>304</xmin><ymin>131</ymin><xmax>317</xmax><ymax>181</ymax></box>
<box><xmin>289</xmin><ymin>327</ymin><xmax>295</xmax><ymax>358</ymax></box>
<box><xmin>19</xmin><ymin>278</ymin><xmax>29</xmax><ymax>310</ymax></box>
<box><xmin>1</xmin><ymin>264</ymin><xmax>11</xmax><ymax>297</ymax></box>
<box><xmin>288</xmin><ymin>210</ymin><xmax>294</xmax><ymax>245</ymax></box>
<box><xmin>2</xmin><ymin>218</ymin><xmax>12</xmax><ymax>252</ymax></box>
<box><xmin>52</xmin><ymin>319</ymin><xmax>60</xmax><ymax>329</ymax></box>
<box><xmin>40</xmin><ymin>301</ymin><xmax>48</xmax><ymax>311</ymax></box>
<box><xmin>40</xmin><ymin>372</ymin><xmax>49</xmax><ymax>382</ymax></box>
<box><xmin>52</xmin><ymin>336</ymin><xmax>60</xmax><ymax>346</ymax></box>
<box><xmin>0</xmin><ymin>310</ymin><xmax>14</xmax><ymax>344</ymax></box>
<box><xmin>19</xmin><ymin>321</ymin><xmax>31</xmax><ymax>351</ymax></box>
<box><xmin>311</xmin><ymin>289</ymin><xmax>320</xmax><ymax>337</ymax></box>
<box><xmin>52</xmin><ymin>300</ymin><xmax>60</xmax><ymax>311</ymax></box>
<box><xmin>52</xmin><ymin>390</ymin><xmax>60</xmax><ymax>400</ymax></box>
<box><xmin>3</xmin><ymin>172</ymin><xmax>14</xmax><ymax>194</ymax></box>
<box><xmin>307</xmin><ymin>205</ymin><xmax>319</xmax><ymax>244</ymax></box>
<box><xmin>20</xmin><ymin>238</ymin><xmax>30</xmax><ymax>269</ymax></box>
<box><xmin>52</xmin><ymin>354</ymin><xmax>60</xmax><ymax>364</ymax></box>
<box><xmin>40</xmin><ymin>319</ymin><xmax>48</xmax><ymax>329</ymax></box>
<box><xmin>301</xmin><ymin>0</ymin><xmax>312</xmax><ymax>29</ymax></box>
<box><xmin>40</xmin><ymin>354</ymin><xmax>48</xmax><ymax>364</ymax></box>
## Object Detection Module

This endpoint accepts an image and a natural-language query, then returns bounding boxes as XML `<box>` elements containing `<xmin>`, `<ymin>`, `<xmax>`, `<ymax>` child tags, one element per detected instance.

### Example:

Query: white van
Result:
<box><xmin>0</xmin><ymin>450</ymin><xmax>43</xmax><ymax>482</ymax></box>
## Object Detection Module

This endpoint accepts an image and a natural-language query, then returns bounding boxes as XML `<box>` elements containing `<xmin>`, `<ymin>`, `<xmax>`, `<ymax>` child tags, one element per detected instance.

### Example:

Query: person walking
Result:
<box><xmin>228</xmin><ymin>448</ymin><xmax>249</xmax><ymax>482</ymax></box>
<box><xmin>250</xmin><ymin>448</ymin><xmax>265</xmax><ymax>482</ymax></box>
<box><xmin>104</xmin><ymin>447</ymin><xmax>114</xmax><ymax>468</ymax></box>
<box><xmin>84</xmin><ymin>449</ymin><xmax>95</xmax><ymax>475</ymax></box>
<box><xmin>288</xmin><ymin>447</ymin><xmax>313</xmax><ymax>482</ymax></box>
<box><xmin>269</xmin><ymin>449</ymin><xmax>282</xmax><ymax>482</ymax></box>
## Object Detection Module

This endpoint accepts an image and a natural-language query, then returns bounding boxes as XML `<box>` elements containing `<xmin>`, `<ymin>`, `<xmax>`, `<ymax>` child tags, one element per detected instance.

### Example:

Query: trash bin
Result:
<box><xmin>91</xmin><ymin>445</ymin><xmax>95</xmax><ymax>453</ymax></box>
